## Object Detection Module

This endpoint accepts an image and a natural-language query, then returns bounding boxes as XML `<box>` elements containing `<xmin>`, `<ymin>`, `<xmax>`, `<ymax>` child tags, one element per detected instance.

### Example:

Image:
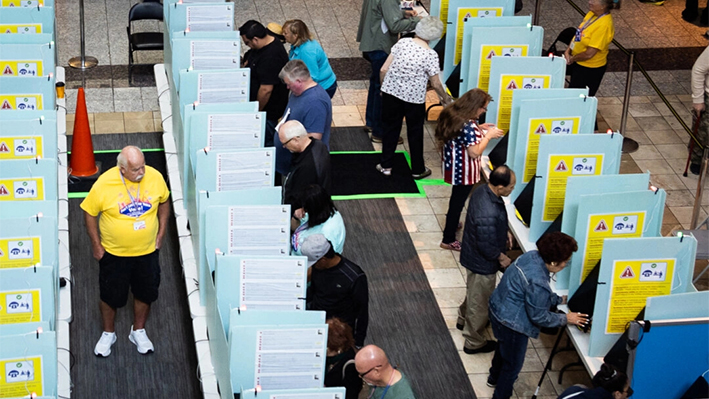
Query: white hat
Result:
<box><xmin>301</xmin><ymin>234</ymin><xmax>332</xmax><ymax>267</ymax></box>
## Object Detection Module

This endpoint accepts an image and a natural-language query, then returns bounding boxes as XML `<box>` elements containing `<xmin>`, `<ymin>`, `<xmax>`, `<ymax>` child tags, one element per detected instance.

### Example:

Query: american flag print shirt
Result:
<box><xmin>442</xmin><ymin>120</ymin><xmax>482</xmax><ymax>186</ymax></box>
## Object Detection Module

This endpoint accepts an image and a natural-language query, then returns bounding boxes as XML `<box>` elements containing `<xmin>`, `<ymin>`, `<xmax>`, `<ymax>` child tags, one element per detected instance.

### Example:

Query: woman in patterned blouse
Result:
<box><xmin>435</xmin><ymin>88</ymin><xmax>504</xmax><ymax>251</ymax></box>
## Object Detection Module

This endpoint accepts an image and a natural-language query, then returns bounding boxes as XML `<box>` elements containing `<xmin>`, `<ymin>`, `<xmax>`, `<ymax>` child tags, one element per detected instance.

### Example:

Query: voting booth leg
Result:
<box><xmin>531</xmin><ymin>330</ymin><xmax>566</xmax><ymax>399</ymax></box>
<box><xmin>69</xmin><ymin>87</ymin><xmax>99</xmax><ymax>177</ymax></box>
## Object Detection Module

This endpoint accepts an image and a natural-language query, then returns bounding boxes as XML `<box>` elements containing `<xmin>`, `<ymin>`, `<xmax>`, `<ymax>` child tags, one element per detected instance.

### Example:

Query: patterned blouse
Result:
<box><xmin>442</xmin><ymin>120</ymin><xmax>483</xmax><ymax>186</ymax></box>
<box><xmin>381</xmin><ymin>38</ymin><xmax>440</xmax><ymax>104</ymax></box>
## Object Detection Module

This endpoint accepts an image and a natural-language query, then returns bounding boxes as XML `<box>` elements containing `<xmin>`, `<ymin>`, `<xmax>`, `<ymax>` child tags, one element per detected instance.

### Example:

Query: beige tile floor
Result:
<box><xmin>69</xmin><ymin>84</ymin><xmax>708</xmax><ymax>398</ymax></box>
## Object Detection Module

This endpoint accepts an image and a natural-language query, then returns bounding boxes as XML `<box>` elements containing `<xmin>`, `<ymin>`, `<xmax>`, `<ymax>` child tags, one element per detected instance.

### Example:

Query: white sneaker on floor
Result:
<box><xmin>129</xmin><ymin>326</ymin><xmax>154</xmax><ymax>354</ymax></box>
<box><xmin>94</xmin><ymin>331</ymin><xmax>117</xmax><ymax>357</ymax></box>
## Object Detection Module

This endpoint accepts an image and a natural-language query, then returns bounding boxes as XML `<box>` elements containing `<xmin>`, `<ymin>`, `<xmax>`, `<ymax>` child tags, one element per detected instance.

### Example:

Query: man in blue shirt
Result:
<box><xmin>275</xmin><ymin>60</ymin><xmax>332</xmax><ymax>177</ymax></box>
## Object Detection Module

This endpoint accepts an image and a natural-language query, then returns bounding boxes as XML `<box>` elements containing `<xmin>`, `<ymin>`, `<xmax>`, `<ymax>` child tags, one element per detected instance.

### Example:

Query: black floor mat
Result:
<box><xmin>330</xmin><ymin>152</ymin><xmax>421</xmax><ymax>197</ymax></box>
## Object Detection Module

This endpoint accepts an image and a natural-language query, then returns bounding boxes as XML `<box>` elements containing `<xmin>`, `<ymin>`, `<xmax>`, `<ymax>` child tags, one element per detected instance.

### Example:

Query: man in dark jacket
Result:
<box><xmin>302</xmin><ymin>234</ymin><xmax>369</xmax><ymax>348</ymax></box>
<box><xmin>457</xmin><ymin>165</ymin><xmax>515</xmax><ymax>354</ymax></box>
<box><xmin>279</xmin><ymin>120</ymin><xmax>331</xmax><ymax>211</ymax></box>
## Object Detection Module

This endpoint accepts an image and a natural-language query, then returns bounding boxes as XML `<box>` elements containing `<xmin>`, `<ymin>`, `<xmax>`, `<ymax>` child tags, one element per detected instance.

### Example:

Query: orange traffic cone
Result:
<box><xmin>69</xmin><ymin>87</ymin><xmax>99</xmax><ymax>177</ymax></box>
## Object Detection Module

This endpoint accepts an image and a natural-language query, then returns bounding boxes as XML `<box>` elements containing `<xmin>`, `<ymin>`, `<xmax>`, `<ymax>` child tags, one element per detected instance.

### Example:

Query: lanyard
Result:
<box><xmin>578</xmin><ymin>12</ymin><xmax>607</xmax><ymax>34</ymax></box>
<box><xmin>368</xmin><ymin>370</ymin><xmax>397</xmax><ymax>399</ymax></box>
<box><xmin>119</xmin><ymin>169</ymin><xmax>141</xmax><ymax>218</ymax></box>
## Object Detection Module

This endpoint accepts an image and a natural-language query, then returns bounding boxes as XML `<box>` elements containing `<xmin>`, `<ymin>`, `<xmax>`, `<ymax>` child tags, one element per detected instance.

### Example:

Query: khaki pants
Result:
<box><xmin>457</xmin><ymin>270</ymin><xmax>496</xmax><ymax>349</ymax></box>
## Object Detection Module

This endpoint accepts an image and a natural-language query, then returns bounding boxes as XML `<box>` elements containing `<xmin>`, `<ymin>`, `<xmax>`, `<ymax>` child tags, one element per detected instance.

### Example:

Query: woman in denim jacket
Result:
<box><xmin>487</xmin><ymin>232</ymin><xmax>589</xmax><ymax>399</ymax></box>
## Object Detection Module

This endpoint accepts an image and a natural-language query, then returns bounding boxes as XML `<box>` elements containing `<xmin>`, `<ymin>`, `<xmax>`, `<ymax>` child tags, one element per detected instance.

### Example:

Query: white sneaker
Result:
<box><xmin>94</xmin><ymin>331</ymin><xmax>117</xmax><ymax>357</ymax></box>
<box><xmin>128</xmin><ymin>326</ymin><xmax>154</xmax><ymax>354</ymax></box>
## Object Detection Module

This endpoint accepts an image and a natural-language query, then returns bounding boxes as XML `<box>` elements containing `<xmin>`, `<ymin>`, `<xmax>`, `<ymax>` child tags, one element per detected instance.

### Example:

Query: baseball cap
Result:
<box><xmin>300</xmin><ymin>234</ymin><xmax>331</xmax><ymax>267</ymax></box>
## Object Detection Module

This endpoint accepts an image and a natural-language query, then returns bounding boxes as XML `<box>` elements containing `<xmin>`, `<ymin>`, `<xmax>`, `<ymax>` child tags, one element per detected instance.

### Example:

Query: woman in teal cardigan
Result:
<box><xmin>282</xmin><ymin>19</ymin><xmax>338</xmax><ymax>98</ymax></box>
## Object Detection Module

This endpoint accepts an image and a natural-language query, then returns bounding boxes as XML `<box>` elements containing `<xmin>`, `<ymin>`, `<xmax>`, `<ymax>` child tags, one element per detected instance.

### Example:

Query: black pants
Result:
<box><xmin>568</xmin><ymin>63</ymin><xmax>607</xmax><ymax>96</ymax></box>
<box><xmin>443</xmin><ymin>184</ymin><xmax>474</xmax><ymax>243</ymax></box>
<box><xmin>380</xmin><ymin>92</ymin><xmax>426</xmax><ymax>174</ymax></box>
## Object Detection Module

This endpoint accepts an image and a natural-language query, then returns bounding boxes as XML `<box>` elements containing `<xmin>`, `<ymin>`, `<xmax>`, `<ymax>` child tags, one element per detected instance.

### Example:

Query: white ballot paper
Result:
<box><xmin>216</xmin><ymin>151</ymin><xmax>272</xmax><ymax>191</ymax></box>
<box><xmin>208</xmin><ymin>113</ymin><xmax>262</xmax><ymax>149</ymax></box>
<box><xmin>186</xmin><ymin>5</ymin><xmax>233</xmax><ymax>31</ymax></box>
<box><xmin>270</xmin><ymin>394</ymin><xmax>343</xmax><ymax>399</ymax></box>
<box><xmin>198</xmin><ymin>71</ymin><xmax>249</xmax><ymax>103</ymax></box>
<box><xmin>191</xmin><ymin>41</ymin><xmax>240</xmax><ymax>70</ymax></box>
<box><xmin>228</xmin><ymin>206</ymin><xmax>290</xmax><ymax>256</ymax></box>
<box><xmin>239</xmin><ymin>258</ymin><xmax>306</xmax><ymax>310</ymax></box>
<box><xmin>255</xmin><ymin>328</ymin><xmax>326</xmax><ymax>390</ymax></box>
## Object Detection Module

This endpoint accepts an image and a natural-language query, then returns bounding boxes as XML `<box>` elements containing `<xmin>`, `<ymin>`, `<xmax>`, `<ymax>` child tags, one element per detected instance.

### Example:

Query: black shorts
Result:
<box><xmin>99</xmin><ymin>250</ymin><xmax>160</xmax><ymax>308</ymax></box>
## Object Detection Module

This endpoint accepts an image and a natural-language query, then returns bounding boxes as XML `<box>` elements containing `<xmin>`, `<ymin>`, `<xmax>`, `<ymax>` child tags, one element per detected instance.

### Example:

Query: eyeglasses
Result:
<box><xmin>358</xmin><ymin>365</ymin><xmax>381</xmax><ymax>378</ymax></box>
<box><xmin>282</xmin><ymin>137</ymin><xmax>296</xmax><ymax>148</ymax></box>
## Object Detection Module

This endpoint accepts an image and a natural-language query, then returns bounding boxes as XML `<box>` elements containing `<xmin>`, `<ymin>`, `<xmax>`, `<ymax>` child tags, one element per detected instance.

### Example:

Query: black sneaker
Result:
<box><xmin>412</xmin><ymin>167</ymin><xmax>432</xmax><ymax>180</ymax></box>
<box><xmin>486</xmin><ymin>375</ymin><xmax>497</xmax><ymax>387</ymax></box>
<box><xmin>371</xmin><ymin>135</ymin><xmax>404</xmax><ymax>145</ymax></box>
<box><xmin>463</xmin><ymin>340</ymin><xmax>496</xmax><ymax>354</ymax></box>
<box><xmin>456</xmin><ymin>322</ymin><xmax>464</xmax><ymax>331</ymax></box>
<box><xmin>690</xmin><ymin>163</ymin><xmax>700</xmax><ymax>175</ymax></box>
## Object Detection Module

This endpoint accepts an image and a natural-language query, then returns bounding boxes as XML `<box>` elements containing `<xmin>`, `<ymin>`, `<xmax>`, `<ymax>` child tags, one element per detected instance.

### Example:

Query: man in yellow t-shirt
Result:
<box><xmin>81</xmin><ymin>146</ymin><xmax>170</xmax><ymax>357</ymax></box>
<box><xmin>564</xmin><ymin>0</ymin><xmax>615</xmax><ymax>97</ymax></box>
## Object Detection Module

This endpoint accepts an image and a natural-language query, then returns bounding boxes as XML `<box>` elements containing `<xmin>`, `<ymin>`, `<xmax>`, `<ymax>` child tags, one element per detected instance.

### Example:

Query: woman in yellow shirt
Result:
<box><xmin>564</xmin><ymin>0</ymin><xmax>615</xmax><ymax>97</ymax></box>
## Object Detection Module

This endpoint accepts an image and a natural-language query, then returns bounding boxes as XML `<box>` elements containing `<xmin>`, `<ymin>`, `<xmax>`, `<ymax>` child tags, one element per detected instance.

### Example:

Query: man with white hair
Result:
<box><xmin>274</xmin><ymin>60</ymin><xmax>332</xmax><ymax>177</ymax></box>
<box><xmin>81</xmin><ymin>145</ymin><xmax>170</xmax><ymax>357</ymax></box>
<box><xmin>278</xmin><ymin>120</ymin><xmax>331</xmax><ymax>210</ymax></box>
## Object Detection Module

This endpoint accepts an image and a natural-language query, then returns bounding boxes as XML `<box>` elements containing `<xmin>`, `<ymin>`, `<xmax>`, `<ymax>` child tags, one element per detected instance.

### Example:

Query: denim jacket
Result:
<box><xmin>489</xmin><ymin>251</ymin><xmax>566</xmax><ymax>338</ymax></box>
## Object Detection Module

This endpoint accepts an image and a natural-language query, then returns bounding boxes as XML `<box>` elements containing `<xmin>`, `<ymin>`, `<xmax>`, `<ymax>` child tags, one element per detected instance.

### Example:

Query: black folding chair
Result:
<box><xmin>127</xmin><ymin>2</ymin><xmax>164</xmax><ymax>81</ymax></box>
<box><xmin>545</xmin><ymin>27</ymin><xmax>576</xmax><ymax>57</ymax></box>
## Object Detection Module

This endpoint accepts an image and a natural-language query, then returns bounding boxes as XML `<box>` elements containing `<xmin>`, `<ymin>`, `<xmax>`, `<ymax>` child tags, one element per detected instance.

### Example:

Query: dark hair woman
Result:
<box><xmin>557</xmin><ymin>363</ymin><xmax>633</xmax><ymax>399</ymax></box>
<box><xmin>434</xmin><ymin>88</ymin><xmax>505</xmax><ymax>251</ymax></box>
<box><xmin>291</xmin><ymin>184</ymin><xmax>346</xmax><ymax>255</ymax></box>
<box><xmin>487</xmin><ymin>232</ymin><xmax>590</xmax><ymax>399</ymax></box>
<box><xmin>324</xmin><ymin>318</ymin><xmax>362</xmax><ymax>399</ymax></box>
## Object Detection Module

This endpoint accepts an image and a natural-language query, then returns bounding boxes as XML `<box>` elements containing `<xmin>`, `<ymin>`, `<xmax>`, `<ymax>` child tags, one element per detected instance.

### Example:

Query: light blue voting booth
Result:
<box><xmin>629</xmin><ymin>318</ymin><xmax>709</xmax><ymax>399</ymax></box>
<box><xmin>0</xmin><ymin>76</ymin><xmax>56</xmax><ymax>111</ymax></box>
<box><xmin>194</xmin><ymin>188</ymin><xmax>282</xmax><ymax>304</ymax></box>
<box><xmin>228</xmin><ymin>310</ymin><xmax>327</xmax><ymax>394</ymax></box>
<box><xmin>215</xmin><ymin>254</ymin><xmax>308</xmax><ymax>337</ymax></box>
<box><xmin>241</xmin><ymin>387</ymin><xmax>347</xmax><ymax>399</ymax></box>
<box><xmin>486</xmin><ymin>56</ymin><xmax>566</xmax><ymax>143</ymax></box>
<box><xmin>0</xmin><ymin>330</ymin><xmax>57</xmax><ymax>398</ymax></box>
<box><xmin>0</xmin><ymin>6</ymin><xmax>55</xmax><ymax>37</ymax></box>
<box><xmin>0</xmin><ymin>216</ymin><xmax>58</xmax><ymax>272</ymax></box>
<box><xmin>187</xmin><ymin>147</ymin><xmax>275</xmax><ymax>224</ymax></box>
<box><xmin>0</xmin><ymin>158</ymin><xmax>58</xmax><ymax>201</ymax></box>
<box><xmin>170</xmin><ymin>32</ymin><xmax>241</xmax><ymax>91</ymax></box>
<box><xmin>0</xmin><ymin>321</ymin><xmax>49</xmax><ymax>337</ymax></box>
<box><xmin>461</xmin><ymin>25</ymin><xmax>543</xmax><ymax>96</ymax></box>
<box><xmin>555</xmin><ymin>174</ymin><xmax>651</xmax><ymax>289</ymax></box>
<box><xmin>166</xmin><ymin>2</ymin><xmax>234</xmax><ymax>33</ymax></box>
<box><xmin>0</xmin><ymin>43</ymin><xmax>55</xmax><ymax>77</ymax></box>
<box><xmin>0</xmin><ymin>200</ymin><xmax>57</xmax><ymax>221</ymax></box>
<box><xmin>0</xmin><ymin>112</ymin><xmax>57</xmax><ymax>159</ymax></box>
<box><xmin>0</xmin><ymin>266</ymin><xmax>56</xmax><ymax>330</ymax></box>
<box><xmin>178</xmin><ymin>69</ymin><xmax>249</xmax><ymax>117</ymax></box>
<box><xmin>176</xmin><ymin>102</ymin><xmax>258</xmax><ymax>190</ymax></box>
<box><xmin>589</xmin><ymin>236</ymin><xmax>698</xmax><ymax>356</ymax></box>
<box><xmin>442</xmin><ymin>0</ymin><xmax>515</xmax><ymax>81</ymax></box>
<box><xmin>509</xmin><ymin>96</ymin><xmax>598</xmax><ymax>200</ymax></box>
<box><xmin>506</xmin><ymin>88</ymin><xmax>588</xmax><ymax>171</ymax></box>
<box><xmin>458</xmin><ymin>16</ymin><xmax>532</xmax><ymax>95</ymax></box>
<box><xmin>528</xmin><ymin>133</ymin><xmax>622</xmax><ymax>241</ymax></box>
<box><xmin>568</xmin><ymin>189</ymin><xmax>665</xmax><ymax>297</ymax></box>
<box><xmin>646</xmin><ymin>291</ymin><xmax>709</xmax><ymax>320</ymax></box>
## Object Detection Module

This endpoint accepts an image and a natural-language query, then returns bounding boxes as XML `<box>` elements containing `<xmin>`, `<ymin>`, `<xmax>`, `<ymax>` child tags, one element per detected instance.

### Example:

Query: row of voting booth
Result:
<box><xmin>158</xmin><ymin>1</ymin><xmax>343</xmax><ymax>398</ymax></box>
<box><xmin>425</xmin><ymin>0</ymin><xmax>709</xmax><ymax>395</ymax></box>
<box><xmin>0</xmin><ymin>1</ymin><xmax>71</xmax><ymax>399</ymax></box>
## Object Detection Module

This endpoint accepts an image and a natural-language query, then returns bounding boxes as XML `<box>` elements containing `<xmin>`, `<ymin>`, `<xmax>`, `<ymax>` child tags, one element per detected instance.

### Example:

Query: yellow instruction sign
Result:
<box><xmin>0</xmin><ymin>61</ymin><xmax>43</xmax><ymax>77</ymax></box>
<box><xmin>522</xmin><ymin>117</ymin><xmax>581</xmax><ymax>183</ymax></box>
<box><xmin>0</xmin><ymin>24</ymin><xmax>42</xmax><ymax>34</ymax></box>
<box><xmin>543</xmin><ymin>154</ymin><xmax>603</xmax><ymax>222</ymax></box>
<box><xmin>0</xmin><ymin>290</ymin><xmax>41</xmax><ymax>324</ymax></box>
<box><xmin>0</xmin><ymin>178</ymin><xmax>45</xmax><ymax>201</ymax></box>
<box><xmin>496</xmin><ymin>75</ymin><xmax>549</xmax><ymax>131</ymax></box>
<box><xmin>455</xmin><ymin>8</ymin><xmax>502</xmax><ymax>65</ymax></box>
<box><xmin>1</xmin><ymin>0</ymin><xmax>44</xmax><ymax>6</ymax></box>
<box><xmin>582</xmin><ymin>212</ymin><xmax>645</xmax><ymax>282</ymax></box>
<box><xmin>0</xmin><ymin>136</ymin><xmax>43</xmax><ymax>159</ymax></box>
<box><xmin>607</xmin><ymin>259</ymin><xmax>674</xmax><ymax>333</ymax></box>
<box><xmin>0</xmin><ymin>237</ymin><xmax>41</xmax><ymax>268</ymax></box>
<box><xmin>0</xmin><ymin>95</ymin><xmax>43</xmax><ymax>111</ymax></box>
<box><xmin>0</xmin><ymin>356</ymin><xmax>44</xmax><ymax>398</ymax></box>
<box><xmin>478</xmin><ymin>44</ymin><xmax>526</xmax><ymax>92</ymax></box>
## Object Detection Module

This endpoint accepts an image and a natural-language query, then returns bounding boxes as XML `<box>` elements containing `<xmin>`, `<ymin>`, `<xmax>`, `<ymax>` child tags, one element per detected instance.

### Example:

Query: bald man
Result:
<box><xmin>81</xmin><ymin>146</ymin><xmax>170</xmax><ymax>357</ymax></box>
<box><xmin>354</xmin><ymin>345</ymin><xmax>417</xmax><ymax>399</ymax></box>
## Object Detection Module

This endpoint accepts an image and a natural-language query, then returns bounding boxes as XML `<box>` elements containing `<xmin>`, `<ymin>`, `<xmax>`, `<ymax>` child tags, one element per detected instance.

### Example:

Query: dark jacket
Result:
<box><xmin>307</xmin><ymin>256</ymin><xmax>369</xmax><ymax>347</ymax></box>
<box><xmin>460</xmin><ymin>184</ymin><xmax>508</xmax><ymax>274</ymax></box>
<box><xmin>557</xmin><ymin>386</ymin><xmax>614</xmax><ymax>399</ymax></box>
<box><xmin>325</xmin><ymin>348</ymin><xmax>362</xmax><ymax>399</ymax></box>
<box><xmin>282</xmin><ymin>138</ymin><xmax>331</xmax><ymax>210</ymax></box>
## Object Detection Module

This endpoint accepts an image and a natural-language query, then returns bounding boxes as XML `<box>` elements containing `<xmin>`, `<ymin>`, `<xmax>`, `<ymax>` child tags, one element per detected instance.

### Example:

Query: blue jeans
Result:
<box><xmin>364</xmin><ymin>50</ymin><xmax>388</xmax><ymax>137</ymax></box>
<box><xmin>489</xmin><ymin>315</ymin><xmax>529</xmax><ymax>399</ymax></box>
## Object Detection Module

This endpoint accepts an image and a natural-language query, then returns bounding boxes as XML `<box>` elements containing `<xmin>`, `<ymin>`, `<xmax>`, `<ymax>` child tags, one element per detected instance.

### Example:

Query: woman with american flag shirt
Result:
<box><xmin>435</xmin><ymin>88</ymin><xmax>505</xmax><ymax>251</ymax></box>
